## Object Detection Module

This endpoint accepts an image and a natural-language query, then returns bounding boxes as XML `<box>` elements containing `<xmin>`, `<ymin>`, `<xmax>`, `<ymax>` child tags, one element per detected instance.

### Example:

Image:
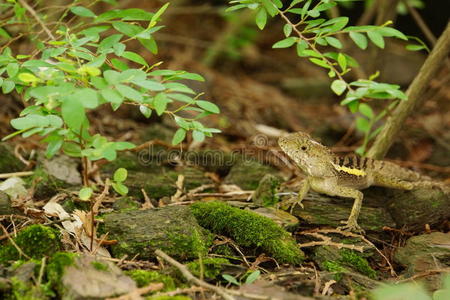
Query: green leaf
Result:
<box><xmin>101</xmin><ymin>89</ymin><xmax>124</xmax><ymax>106</ymax></box>
<box><xmin>104</xmin><ymin>70</ymin><xmax>121</xmax><ymax>84</ymax></box>
<box><xmin>175</xmin><ymin>72</ymin><xmax>205</xmax><ymax>81</ymax></box>
<box><xmin>116</xmin><ymin>84</ymin><xmax>143</xmax><ymax>102</ymax></box>
<box><xmin>349</xmin><ymin>32</ymin><xmax>368</xmax><ymax>50</ymax></box>
<box><xmin>307</xmin><ymin>9</ymin><xmax>320</xmax><ymax>18</ymax></box>
<box><xmin>222</xmin><ymin>274</ymin><xmax>240</xmax><ymax>286</ymax></box>
<box><xmin>367</xmin><ymin>31</ymin><xmax>385</xmax><ymax>48</ymax></box>
<box><xmin>79</xmin><ymin>187</ymin><xmax>93</xmax><ymax>200</ymax></box>
<box><xmin>172</xmin><ymin>128</ymin><xmax>186</xmax><ymax>145</ymax></box>
<box><xmin>18</xmin><ymin>73</ymin><xmax>39</xmax><ymax>84</ymax></box>
<box><xmin>61</xmin><ymin>96</ymin><xmax>86</xmax><ymax>132</ymax></box>
<box><xmin>153</xmin><ymin>93</ymin><xmax>169</xmax><ymax>115</ymax></box>
<box><xmin>11</xmin><ymin>114</ymin><xmax>48</xmax><ymax>130</ymax></box>
<box><xmin>0</xmin><ymin>27</ymin><xmax>11</xmax><ymax>38</ymax></box>
<box><xmin>139</xmin><ymin>105</ymin><xmax>152</xmax><ymax>118</ymax></box>
<box><xmin>113</xmin><ymin>168</ymin><xmax>128</xmax><ymax>182</ymax></box>
<box><xmin>378</xmin><ymin>27</ymin><xmax>407</xmax><ymax>40</ymax></box>
<box><xmin>356</xmin><ymin>117</ymin><xmax>370</xmax><ymax>133</ymax></box>
<box><xmin>245</xmin><ymin>270</ymin><xmax>261</xmax><ymax>284</ymax></box>
<box><xmin>331</xmin><ymin>80</ymin><xmax>346</xmax><ymax>95</ymax></box>
<box><xmin>98</xmin><ymin>34</ymin><xmax>123</xmax><ymax>53</ymax></box>
<box><xmin>192</xmin><ymin>130</ymin><xmax>205</xmax><ymax>142</ymax></box>
<box><xmin>150</xmin><ymin>3</ymin><xmax>170</xmax><ymax>27</ymax></box>
<box><xmin>309</xmin><ymin>58</ymin><xmax>330</xmax><ymax>69</ymax></box>
<box><xmin>111</xmin><ymin>59</ymin><xmax>129</xmax><ymax>71</ymax></box>
<box><xmin>296</xmin><ymin>40</ymin><xmax>308</xmax><ymax>56</ymax></box>
<box><xmin>359</xmin><ymin>103</ymin><xmax>374</xmax><ymax>119</ymax></box>
<box><xmin>283</xmin><ymin>24</ymin><xmax>292</xmax><ymax>37</ymax></box>
<box><xmin>273</xmin><ymin>37</ymin><xmax>297</xmax><ymax>48</ymax></box>
<box><xmin>2</xmin><ymin>80</ymin><xmax>15</xmax><ymax>93</ymax></box>
<box><xmin>75</xmin><ymin>88</ymin><xmax>99</xmax><ymax>109</ymax></box>
<box><xmin>121</xmin><ymin>51</ymin><xmax>148</xmax><ymax>66</ymax></box>
<box><xmin>261</xmin><ymin>0</ymin><xmax>278</xmax><ymax>17</ymax></box>
<box><xmin>112</xmin><ymin>22</ymin><xmax>143</xmax><ymax>37</ymax></box>
<box><xmin>196</xmin><ymin>100</ymin><xmax>220</xmax><ymax>114</ymax></box>
<box><xmin>112</xmin><ymin>182</ymin><xmax>128</xmax><ymax>196</ymax></box>
<box><xmin>139</xmin><ymin>38</ymin><xmax>158</xmax><ymax>54</ymax></box>
<box><xmin>6</xmin><ymin>63</ymin><xmax>19</xmax><ymax>77</ymax></box>
<box><xmin>255</xmin><ymin>8</ymin><xmax>267</xmax><ymax>30</ymax></box>
<box><xmin>70</xmin><ymin>6</ymin><xmax>96</xmax><ymax>18</ymax></box>
<box><xmin>132</xmin><ymin>79</ymin><xmax>165</xmax><ymax>91</ymax></box>
<box><xmin>406</xmin><ymin>44</ymin><xmax>426</xmax><ymax>51</ymax></box>
<box><xmin>337</xmin><ymin>53</ymin><xmax>347</xmax><ymax>72</ymax></box>
<box><xmin>325</xmin><ymin>37</ymin><xmax>342</xmax><ymax>49</ymax></box>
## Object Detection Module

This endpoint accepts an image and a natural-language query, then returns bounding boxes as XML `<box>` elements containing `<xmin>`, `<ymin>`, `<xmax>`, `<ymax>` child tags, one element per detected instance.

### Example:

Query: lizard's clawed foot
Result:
<box><xmin>338</xmin><ymin>220</ymin><xmax>365</xmax><ymax>234</ymax></box>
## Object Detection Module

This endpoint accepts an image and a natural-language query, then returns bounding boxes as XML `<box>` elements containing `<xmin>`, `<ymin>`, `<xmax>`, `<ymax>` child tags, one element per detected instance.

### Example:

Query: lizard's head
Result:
<box><xmin>278</xmin><ymin>132</ymin><xmax>335</xmax><ymax>176</ymax></box>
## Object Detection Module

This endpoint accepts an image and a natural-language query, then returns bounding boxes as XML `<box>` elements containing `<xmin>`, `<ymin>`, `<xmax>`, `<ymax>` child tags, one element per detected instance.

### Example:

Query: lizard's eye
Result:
<box><xmin>301</xmin><ymin>146</ymin><xmax>307</xmax><ymax>151</ymax></box>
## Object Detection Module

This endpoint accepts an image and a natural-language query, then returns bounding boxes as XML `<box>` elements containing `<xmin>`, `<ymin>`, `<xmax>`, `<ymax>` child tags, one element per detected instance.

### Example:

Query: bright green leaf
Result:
<box><xmin>79</xmin><ymin>187</ymin><xmax>93</xmax><ymax>200</ymax></box>
<box><xmin>172</xmin><ymin>128</ymin><xmax>186</xmax><ymax>145</ymax></box>
<box><xmin>196</xmin><ymin>100</ymin><xmax>220</xmax><ymax>114</ymax></box>
<box><xmin>273</xmin><ymin>37</ymin><xmax>297</xmax><ymax>48</ymax></box>
<box><xmin>70</xmin><ymin>6</ymin><xmax>96</xmax><ymax>18</ymax></box>
<box><xmin>331</xmin><ymin>79</ymin><xmax>347</xmax><ymax>95</ymax></box>
<box><xmin>349</xmin><ymin>32</ymin><xmax>368</xmax><ymax>50</ymax></box>
<box><xmin>359</xmin><ymin>103</ymin><xmax>374</xmax><ymax>119</ymax></box>
<box><xmin>113</xmin><ymin>167</ymin><xmax>128</xmax><ymax>182</ymax></box>
<box><xmin>367</xmin><ymin>31</ymin><xmax>385</xmax><ymax>48</ymax></box>
<box><xmin>255</xmin><ymin>8</ymin><xmax>267</xmax><ymax>30</ymax></box>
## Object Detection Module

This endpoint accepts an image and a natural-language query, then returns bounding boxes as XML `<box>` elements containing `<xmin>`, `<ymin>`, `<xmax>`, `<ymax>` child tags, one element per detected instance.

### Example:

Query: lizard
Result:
<box><xmin>278</xmin><ymin>131</ymin><xmax>447</xmax><ymax>233</ymax></box>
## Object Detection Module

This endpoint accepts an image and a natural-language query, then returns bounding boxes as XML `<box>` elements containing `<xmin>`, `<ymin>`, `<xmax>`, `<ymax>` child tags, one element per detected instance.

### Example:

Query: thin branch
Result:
<box><xmin>401</xmin><ymin>0</ymin><xmax>436</xmax><ymax>46</ymax></box>
<box><xmin>0</xmin><ymin>171</ymin><xmax>34</xmax><ymax>179</ymax></box>
<box><xmin>17</xmin><ymin>0</ymin><xmax>55</xmax><ymax>40</ymax></box>
<box><xmin>154</xmin><ymin>249</ymin><xmax>235</xmax><ymax>300</ymax></box>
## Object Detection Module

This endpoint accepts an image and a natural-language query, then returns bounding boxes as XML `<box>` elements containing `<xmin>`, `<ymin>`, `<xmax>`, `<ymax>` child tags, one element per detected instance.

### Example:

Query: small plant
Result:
<box><xmin>227</xmin><ymin>0</ymin><xmax>415</xmax><ymax>155</ymax></box>
<box><xmin>0</xmin><ymin>1</ymin><xmax>220</xmax><ymax>185</ymax></box>
<box><xmin>222</xmin><ymin>270</ymin><xmax>261</xmax><ymax>286</ymax></box>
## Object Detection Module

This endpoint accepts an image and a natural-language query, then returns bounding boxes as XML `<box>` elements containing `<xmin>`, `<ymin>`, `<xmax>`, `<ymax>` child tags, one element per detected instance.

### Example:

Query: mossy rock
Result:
<box><xmin>0</xmin><ymin>225</ymin><xmax>61</xmax><ymax>264</ymax></box>
<box><xmin>48</xmin><ymin>253</ymin><xmax>136</xmax><ymax>299</ymax></box>
<box><xmin>0</xmin><ymin>143</ymin><xmax>25</xmax><ymax>173</ymax></box>
<box><xmin>112</xmin><ymin>197</ymin><xmax>140</xmax><ymax>212</ymax></box>
<box><xmin>0</xmin><ymin>191</ymin><xmax>21</xmax><ymax>216</ymax></box>
<box><xmin>104</xmin><ymin>206</ymin><xmax>213</xmax><ymax>260</ymax></box>
<box><xmin>8</xmin><ymin>260</ymin><xmax>50</xmax><ymax>300</ymax></box>
<box><xmin>252</xmin><ymin>174</ymin><xmax>282</xmax><ymax>207</ymax></box>
<box><xmin>29</xmin><ymin>167</ymin><xmax>74</xmax><ymax>200</ymax></box>
<box><xmin>125</xmin><ymin>270</ymin><xmax>178</xmax><ymax>291</ymax></box>
<box><xmin>125</xmin><ymin>167</ymin><xmax>213</xmax><ymax>199</ymax></box>
<box><xmin>224</xmin><ymin>160</ymin><xmax>279</xmax><ymax>190</ymax></box>
<box><xmin>314</xmin><ymin>245</ymin><xmax>377</xmax><ymax>281</ymax></box>
<box><xmin>190</xmin><ymin>201</ymin><xmax>304</xmax><ymax>264</ymax></box>
<box><xmin>186</xmin><ymin>257</ymin><xmax>230</xmax><ymax>279</ymax></box>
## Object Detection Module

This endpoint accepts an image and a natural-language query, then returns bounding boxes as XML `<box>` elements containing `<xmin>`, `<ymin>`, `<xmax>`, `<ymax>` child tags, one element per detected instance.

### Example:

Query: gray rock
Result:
<box><xmin>60</xmin><ymin>254</ymin><xmax>136</xmax><ymax>299</ymax></box>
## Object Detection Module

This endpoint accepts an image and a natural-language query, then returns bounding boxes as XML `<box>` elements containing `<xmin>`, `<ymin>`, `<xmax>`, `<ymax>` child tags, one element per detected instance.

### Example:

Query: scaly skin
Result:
<box><xmin>278</xmin><ymin>132</ymin><xmax>446</xmax><ymax>233</ymax></box>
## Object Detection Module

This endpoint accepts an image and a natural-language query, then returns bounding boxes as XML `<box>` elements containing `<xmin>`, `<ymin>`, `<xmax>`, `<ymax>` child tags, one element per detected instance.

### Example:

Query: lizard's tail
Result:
<box><xmin>374</xmin><ymin>160</ymin><xmax>431</xmax><ymax>182</ymax></box>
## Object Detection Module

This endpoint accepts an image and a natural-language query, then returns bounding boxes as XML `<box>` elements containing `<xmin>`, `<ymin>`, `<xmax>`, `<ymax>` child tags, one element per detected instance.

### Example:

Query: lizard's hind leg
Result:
<box><xmin>373</xmin><ymin>174</ymin><xmax>414</xmax><ymax>190</ymax></box>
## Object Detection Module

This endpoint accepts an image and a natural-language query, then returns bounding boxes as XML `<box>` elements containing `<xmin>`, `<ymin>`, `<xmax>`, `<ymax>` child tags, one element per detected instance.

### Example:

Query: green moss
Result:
<box><xmin>322</xmin><ymin>260</ymin><xmax>347</xmax><ymax>281</ymax></box>
<box><xmin>186</xmin><ymin>257</ymin><xmax>230</xmax><ymax>279</ymax></box>
<box><xmin>10</xmin><ymin>276</ymin><xmax>50</xmax><ymax>300</ymax></box>
<box><xmin>340</xmin><ymin>249</ymin><xmax>377</xmax><ymax>279</ymax></box>
<box><xmin>113</xmin><ymin>197</ymin><xmax>140</xmax><ymax>212</ymax></box>
<box><xmin>46</xmin><ymin>252</ymin><xmax>77</xmax><ymax>292</ymax></box>
<box><xmin>91</xmin><ymin>261</ymin><xmax>109</xmax><ymax>271</ymax></box>
<box><xmin>0</xmin><ymin>225</ymin><xmax>61</xmax><ymax>264</ymax></box>
<box><xmin>190</xmin><ymin>201</ymin><xmax>304</xmax><ymax>264</ymax></box>
<box><xmin>125</xmin><ymin>270</ymin><xmax>177</xmax><ymax>291</ymax></box>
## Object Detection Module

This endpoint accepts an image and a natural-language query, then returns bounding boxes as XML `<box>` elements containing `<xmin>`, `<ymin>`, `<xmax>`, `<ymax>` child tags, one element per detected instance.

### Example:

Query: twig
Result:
<box><xmin>0</xmin><ymin>171</ymin><xmax>34</xmax><ymax>179</ymax></box>
<box><xmin>401</xmin><ymin>0</ymin><xmax>436</xmax><ymax>46</ymax></box>
<box><xmin>155</xmin><ymin>249</ymin><xmax>235</xmax><ymax>300</ymax></box>
<box><xmin>17</xmin><ymin>0</ymin><xmax>55</xmax><ymax>40</ymax></box>
<box><xmin>395</xmin><ymin>268</ymin><xmax>450</xmax><ymax>283</ymax></box>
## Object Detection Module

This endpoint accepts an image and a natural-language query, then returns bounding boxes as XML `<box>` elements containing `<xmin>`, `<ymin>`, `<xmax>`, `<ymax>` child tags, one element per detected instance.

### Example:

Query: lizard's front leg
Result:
<box><xmin>309</xmin><ymin>178</ymin><xmax>365</xmax><ymax>233</ymax></box>
<box><xmin>282</xmin><ymin>178</ymin><xmax>310</xmax><ymax>213</ymax></box>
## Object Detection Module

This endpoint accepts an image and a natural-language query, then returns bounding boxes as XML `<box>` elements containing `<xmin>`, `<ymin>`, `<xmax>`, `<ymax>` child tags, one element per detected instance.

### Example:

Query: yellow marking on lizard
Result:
<box><xmin>332</xmin><ymin>163</ymin><xmax>367</xmax><ymax>176</ymax></box>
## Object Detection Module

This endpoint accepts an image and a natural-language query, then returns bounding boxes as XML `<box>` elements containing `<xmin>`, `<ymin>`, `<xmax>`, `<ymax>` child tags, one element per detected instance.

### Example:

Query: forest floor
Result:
<box><xmin>0</xmin><ymin>1</ymin><xmax>449</xmax><ymax>299</ymax></box>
